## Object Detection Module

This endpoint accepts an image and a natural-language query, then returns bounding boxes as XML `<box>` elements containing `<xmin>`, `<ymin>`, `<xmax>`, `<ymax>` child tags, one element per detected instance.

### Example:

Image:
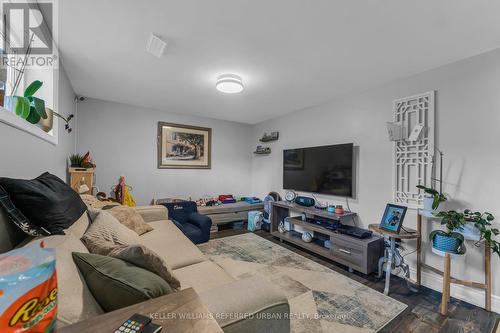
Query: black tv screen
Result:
<box><xmin>283</xmin><ymin>143</ymin><xmax>354</xmax><ymax>197</ymax></box>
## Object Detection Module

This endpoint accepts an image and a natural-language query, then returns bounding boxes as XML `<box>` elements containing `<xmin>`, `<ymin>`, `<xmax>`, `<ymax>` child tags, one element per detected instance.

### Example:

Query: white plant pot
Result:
<box><xmin>423</xmin><ymin>195</ymin><xmax>435</xmax><ymax>211</ymax></box>
<box><xmin>455</xmin><ymin>222</ymin><xmax>481</xmax><ymax>241</ymax></box>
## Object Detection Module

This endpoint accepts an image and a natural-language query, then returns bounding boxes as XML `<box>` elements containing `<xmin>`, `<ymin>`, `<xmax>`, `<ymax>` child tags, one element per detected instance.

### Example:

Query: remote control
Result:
<box><xmin>141</xmin><ymin>323</ymin><xmax>162</xmax><ymax>333</ymax></box>
<box><xmin>114</xmin><ymin>313</ymin><xmax>151</xmax><ymax>333</ymax></box>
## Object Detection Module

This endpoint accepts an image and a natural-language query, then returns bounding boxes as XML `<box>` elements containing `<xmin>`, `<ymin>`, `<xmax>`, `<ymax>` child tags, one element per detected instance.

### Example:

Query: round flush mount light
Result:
<box><xmin>216</xmin><ymin>74</ymin><xmax>244</xmax><ymax>94</ymax></box>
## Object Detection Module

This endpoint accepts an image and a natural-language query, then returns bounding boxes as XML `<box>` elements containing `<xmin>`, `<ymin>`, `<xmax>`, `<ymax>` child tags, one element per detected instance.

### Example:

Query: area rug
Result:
<box><xmin>198</xmin><ymin>233</ymin><xmax>407</xmax><ymax>333</ymax></box>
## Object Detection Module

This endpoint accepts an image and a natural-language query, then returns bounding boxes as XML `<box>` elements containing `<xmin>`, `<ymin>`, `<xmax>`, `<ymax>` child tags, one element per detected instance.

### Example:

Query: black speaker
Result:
<box><xmin>295</xmin><ymin>196</ymin><xmax>315</xmax><ymax>207</ymax></box>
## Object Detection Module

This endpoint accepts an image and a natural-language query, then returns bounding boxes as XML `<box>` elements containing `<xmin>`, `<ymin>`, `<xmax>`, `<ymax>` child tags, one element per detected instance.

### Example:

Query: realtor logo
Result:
<box><xmin>3</xmin><ymin>2</ymin><xmax>53</xmax><ymax>54</ymax></box>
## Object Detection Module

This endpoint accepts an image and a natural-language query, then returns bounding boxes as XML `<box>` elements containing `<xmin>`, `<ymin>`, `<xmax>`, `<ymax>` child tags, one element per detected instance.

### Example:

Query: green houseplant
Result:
<box><xmin>430</xmin><ymin>210</ymin><xmax>466</xmax><ymax>253</ymax></box>
<box><xmin>9</xmin><ymin>80</ymin><xmax>74</xmax><ymax>132</ymax></box>
<box><xmin>11</xmin><ymin>80</ymin><xmax>47</xmax><ymax>124</ymax></box>
<box><xmin>69</xmin><ymin>154</ymin><xmax>84</xmax><ymax>168</ymax></box>
<box><xmin>431</xmin><ymin>210</ymin><xmax>500</xmax><ymax>256</ymax></box>
<box><xmin>463</xmin><ymin>210</ymin><xmax>500</xmax><ymax>257</ymax></box>
<box><xmin>417</xmin><ymin>185</ymin><xmax>447</xmax><ymax>210</ymax></box>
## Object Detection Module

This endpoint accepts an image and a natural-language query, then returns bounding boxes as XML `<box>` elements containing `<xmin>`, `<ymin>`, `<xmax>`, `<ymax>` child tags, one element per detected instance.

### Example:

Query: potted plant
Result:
<box><xmin>463</xmin><ymin>210</ymin><xmax>500</xmax><ymax>257</ymax></box>
<box><xmin>69</xmin><ymin>151</ymin><xmax>96</xmax><ymax>169</ymax></box>
<box><xmin>8</xmin><ymin>80</ymin><xmax>74</xmax><ymax>133</ymax></box>
<box><xmin>431</xmin><ymin>210</ymin><xmax>466</xmax><ymax>253</ymax></box>
<box><xmin>69</xmin><ymin>154</ymin><xmax>84</xmax><ymax>168</ymax></box>
<box><xmin>432</xmin><ymin>210</ymin><xmax>500</xmax><ymax>256</ymax></box>
<box><xmin>417</xmin><ymin>185</ymin><xmax>447</xmax><ymax>211</ymax></box>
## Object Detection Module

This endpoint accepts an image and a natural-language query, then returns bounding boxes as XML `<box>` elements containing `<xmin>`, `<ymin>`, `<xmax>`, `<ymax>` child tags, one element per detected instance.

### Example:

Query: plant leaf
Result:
<box><xmin>15</xmin><ymin>96</ymin><xmax>31</xmax><ymax>119</ymax></box>
<box><xmin>29</xmin><ymin>97</ymin><xmax>47</xmax><ymax>119</ymax></box>
<box><xmin>26</xmin><ymin>106</ymin><xmax>41</xmax><ymax>124</ymax></box>
<box><xmin>432</xmin><ymin>195</ymin><xmax>440</xmax><ymax>210</ymax></box>
<box><xmin>23</xmin><ymin>80</ymin><xmax>43</xmax><ymax>97</ymax></box>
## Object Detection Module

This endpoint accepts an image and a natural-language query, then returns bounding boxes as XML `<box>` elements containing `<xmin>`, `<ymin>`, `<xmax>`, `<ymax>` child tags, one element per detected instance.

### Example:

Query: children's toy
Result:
<box><xmin>112</xmin><ymin>176</ymin><xmax>136</xmax><ymax>207</ymax></box>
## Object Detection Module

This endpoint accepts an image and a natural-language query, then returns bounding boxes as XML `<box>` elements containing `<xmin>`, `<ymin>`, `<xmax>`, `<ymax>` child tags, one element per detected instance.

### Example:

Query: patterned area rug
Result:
<box><xmin>198</xmin><ymin>233</ymin><xmax>407</xmax><ymax>333</ymax></box>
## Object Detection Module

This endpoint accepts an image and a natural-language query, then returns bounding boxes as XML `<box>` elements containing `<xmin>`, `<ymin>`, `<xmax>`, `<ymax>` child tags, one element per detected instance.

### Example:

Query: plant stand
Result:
<box><xmin>418</xmin><ymin>210</ymin><xmax>492</xmax><ymax>313</ymax></box>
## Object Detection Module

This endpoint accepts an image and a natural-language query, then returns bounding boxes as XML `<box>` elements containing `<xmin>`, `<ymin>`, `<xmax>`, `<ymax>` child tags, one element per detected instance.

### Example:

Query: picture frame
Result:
<box><xmin>379</xmin><ymin>203</ymin><xmax>407</xmax><ymax>233</ymax></box>
<box><xmin>157</xmin><ymin>122</ymin><xmax>211</xmax><ymax>169</ymax></box>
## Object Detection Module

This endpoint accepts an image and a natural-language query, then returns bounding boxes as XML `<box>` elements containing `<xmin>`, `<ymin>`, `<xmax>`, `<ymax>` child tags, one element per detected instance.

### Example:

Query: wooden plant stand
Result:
<box><xmin>417</xmin><ymin>211</ymin><xmax>492</xmax><ymax>314</ymax></box>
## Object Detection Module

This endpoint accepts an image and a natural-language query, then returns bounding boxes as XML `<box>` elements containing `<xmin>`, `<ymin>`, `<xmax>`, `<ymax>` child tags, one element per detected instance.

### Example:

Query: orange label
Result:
<box><xmin>0</xmin><ymin>271</ymin><xmax>58</xmax><ymax>332</ymax></box>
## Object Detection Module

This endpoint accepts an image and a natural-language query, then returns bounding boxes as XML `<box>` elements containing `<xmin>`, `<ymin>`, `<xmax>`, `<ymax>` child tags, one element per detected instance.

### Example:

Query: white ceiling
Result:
<box><xmin>59</xmin><ymin>0</ymin><xmax>500</xmax><ymax>124</ymax></box>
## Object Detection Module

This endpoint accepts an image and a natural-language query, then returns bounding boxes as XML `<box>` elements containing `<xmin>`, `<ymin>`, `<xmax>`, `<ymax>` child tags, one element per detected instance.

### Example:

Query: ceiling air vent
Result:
<box><xmin>146</xmin><ymin>33</ymin><xmax>167</xmax><ymax>58</ymax></box>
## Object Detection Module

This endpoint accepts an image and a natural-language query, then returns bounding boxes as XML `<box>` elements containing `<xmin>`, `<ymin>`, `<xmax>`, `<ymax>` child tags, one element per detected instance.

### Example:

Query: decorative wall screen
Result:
<box><xmin>393</xmin><ymin>91</ymin><xmax>435</xmax><ymax>208</ymax></box>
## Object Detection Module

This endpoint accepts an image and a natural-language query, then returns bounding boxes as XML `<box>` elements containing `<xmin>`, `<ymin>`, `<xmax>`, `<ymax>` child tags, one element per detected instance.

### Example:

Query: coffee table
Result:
<box><xmin>59</xmin><ymin>288</ymin><xmax>222</xmax><ymax>333</ymax></box>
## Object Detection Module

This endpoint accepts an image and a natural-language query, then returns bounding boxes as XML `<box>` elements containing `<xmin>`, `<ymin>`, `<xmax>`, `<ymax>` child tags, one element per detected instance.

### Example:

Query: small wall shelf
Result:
<box><xmin>259</xmin><ymin>131</ymin><xmax>279</xmax><ymax>142</ymax></box>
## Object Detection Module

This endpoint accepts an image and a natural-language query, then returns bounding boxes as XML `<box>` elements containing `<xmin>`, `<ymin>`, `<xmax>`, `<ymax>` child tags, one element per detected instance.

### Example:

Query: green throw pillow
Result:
<box><xmin>72</xmin><ymin>252</ymin><xmax>172</xmax><ymax>312</ymax></box>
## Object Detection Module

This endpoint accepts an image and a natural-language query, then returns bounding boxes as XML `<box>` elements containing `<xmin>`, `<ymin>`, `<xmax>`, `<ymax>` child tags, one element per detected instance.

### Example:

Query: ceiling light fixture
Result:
<box><xmin>216</xmin><ymin>74</ymin><xmax>244</xmax><ymax>94</ymax></box>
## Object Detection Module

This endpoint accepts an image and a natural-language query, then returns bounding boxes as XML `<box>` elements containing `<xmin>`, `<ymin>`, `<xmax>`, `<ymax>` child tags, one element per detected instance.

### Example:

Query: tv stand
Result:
<box><xmin>270</xmin><ymin>201</ymin><xmax>383</xmax><ymax>274</ymax></box>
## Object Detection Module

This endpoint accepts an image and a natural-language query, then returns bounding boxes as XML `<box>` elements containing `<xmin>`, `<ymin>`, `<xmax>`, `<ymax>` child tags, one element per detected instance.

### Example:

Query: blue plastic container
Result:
<box><xmin>433</xmin><ymin>234</ymin><xmax>462</xmax><ymax>253</ymax></box>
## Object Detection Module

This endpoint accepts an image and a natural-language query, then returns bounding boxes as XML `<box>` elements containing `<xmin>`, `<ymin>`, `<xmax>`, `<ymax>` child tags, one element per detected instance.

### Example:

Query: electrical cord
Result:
<box><xmin>402</xmin><ymin>248</ymin><xmax>417</xmax><ymax>258</ymax></box>
<box><xmin>345</xmin><ymin>197</ymin><xmax>352</xmax><ymax>212</ymax></box>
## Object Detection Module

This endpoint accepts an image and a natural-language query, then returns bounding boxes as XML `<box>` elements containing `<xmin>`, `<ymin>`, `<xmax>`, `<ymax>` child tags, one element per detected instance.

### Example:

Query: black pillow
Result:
<box><xmin>0</xmin><ymin>172</ymin><xmax>87</xmax><ymax>234</ymax></box>
<box><xmin>0</xmin><ymin>185</ymin><xmax>49</xmax><ymax>236</ymax></box>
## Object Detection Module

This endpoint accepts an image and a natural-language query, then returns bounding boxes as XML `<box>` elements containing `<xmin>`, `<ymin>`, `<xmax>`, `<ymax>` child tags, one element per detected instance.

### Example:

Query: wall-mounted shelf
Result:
<box><xmin>253</xmin><ymin>150</ymin><xmax>271</xmax><ymax>155</ymax></box>
<box><xmin>259</xmin><ymin>131</ymin><xmax>279</xmax><ymax>142</ymax></box>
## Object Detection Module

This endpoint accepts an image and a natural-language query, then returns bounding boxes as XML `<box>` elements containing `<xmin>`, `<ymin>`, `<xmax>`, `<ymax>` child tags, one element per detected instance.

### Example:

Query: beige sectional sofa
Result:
<box><xmin>0</xmin><ymin>205</ymin><xmax>290</xmax><ymax>332</ymax></box>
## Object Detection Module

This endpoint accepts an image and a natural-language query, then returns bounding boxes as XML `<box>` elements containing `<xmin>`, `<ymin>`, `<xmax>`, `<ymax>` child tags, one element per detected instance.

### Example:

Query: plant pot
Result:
<box><xmin>423</xmin><ymin>194</ymin><xmax>434</xmax><ymax>211</ymax></box>
<box><xmin>454</xmin><ymin>222</ymin><xmax>481</xmax><ymax>241</ymax></box>
<box><xmin>38</xmin><ymin>108</ymin><xmax>54</xmax><ymax>133</ymax></box>
<box><xmin>432</xmin><ymin>233</ymin><xmax>462</xmax><ymax>253</ymax></box>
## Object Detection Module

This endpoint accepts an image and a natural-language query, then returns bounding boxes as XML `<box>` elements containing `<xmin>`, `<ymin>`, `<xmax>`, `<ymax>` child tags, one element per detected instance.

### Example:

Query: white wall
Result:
<box><xmin>251</xmin><ymin>48</ymin><xmax>500</xmax><ymax>307</ymax></box>
<box><xmin>76</xmin><ymin>99</ymin><xmax>253</xmax><ymax>205</ymax></box>
<box><xmin>0</xmin><ymin>67</ymin><xmax>76</xmax><ymax>180</ymax></box>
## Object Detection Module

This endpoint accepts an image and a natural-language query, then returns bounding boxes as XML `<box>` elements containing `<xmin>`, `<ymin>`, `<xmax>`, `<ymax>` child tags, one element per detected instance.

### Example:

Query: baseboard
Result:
<box><xmin>408</xmin><ymin>267</ymin><xmax>500</xmax><ymax>313</ymax></box>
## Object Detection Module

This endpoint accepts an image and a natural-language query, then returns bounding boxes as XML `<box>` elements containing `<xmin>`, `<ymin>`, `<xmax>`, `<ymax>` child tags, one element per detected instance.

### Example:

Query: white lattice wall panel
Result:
<box><xmin>393</xmin><ymin>91</ymin><xmax>435</xmax><ymax>208</ymax></box>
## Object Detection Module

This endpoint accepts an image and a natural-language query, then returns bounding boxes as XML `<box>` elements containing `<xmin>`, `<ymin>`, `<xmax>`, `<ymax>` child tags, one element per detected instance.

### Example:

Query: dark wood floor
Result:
<box><xmin>211</xmin><ymin>227</ymin><xmax>500</xmax><ymax>333</ymax></box>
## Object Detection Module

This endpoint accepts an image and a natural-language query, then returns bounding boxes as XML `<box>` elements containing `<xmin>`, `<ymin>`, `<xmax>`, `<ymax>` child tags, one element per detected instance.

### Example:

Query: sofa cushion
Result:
<box><xmin>199</xmin><ymin>276</ymin><xmax>290</xmax><ymax>330</ymax></box>
<box><xmin>0</xmin><ymin>172</ymin><xmax>87</xmax><ymax>234</ymax></box>
<box><xmin>135</xmin><ymin>205</ymin><xmax>168</xmax><ymax>223</ymax></box>
<box><xmin>72</xmin><ymin>252</ymin><xmax>173</xmax><ymax>312</ymax></box>
<box><xmin>80</xmin><ymin>239</ymin><xmax>181</xmax><ymax>291</ymax></box>
<box><xmin>102</xmin><ymin>205</ymin><xmax>153</xmax><ymax>235</ymax></box>
<box><xmin>138</xmin><ymin>220</ymin><xmax>205</xmax><ymax>269</ymax></box>
<box><xmin>173</xmin><ymin>260</ymin><xmax>235</xmax><ymax>293</ymax></box>
<box><xmin>64</xmin><ymin>212</ymin><xmax>90</xmax><ymax>239</ymax></box>
<box><xmin>24</xmin><ymin>235</ymin><xmax>104</xmax><ymax>326</ymax></box>
<box><xmin>81</xmin><ymin>210</ymin><xmax>139</xmax><ymax>253</ymax></box>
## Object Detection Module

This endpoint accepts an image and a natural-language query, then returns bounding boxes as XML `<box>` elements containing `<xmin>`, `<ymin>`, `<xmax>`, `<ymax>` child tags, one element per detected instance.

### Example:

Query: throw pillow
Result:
<box><xmin>102</xmin><ymin>205</ymin><xmax>153</xmax><ymax>235</ymax></box>
<box><xmin>81</xmin><ymin>210</ymin><xmax>139</xmax><ymax>253</ymax></box>
<box><xmin>80</xmin><ymin>194</ymin><xmax>118</xmax><ymax>209</ymax></box>
<box><xmin>78</xmin><ymin>237</ymin><xmax>180</xmax><ymax>290</ymax></box>
<box><xmin>72</xmin><ymin>252</ymin><xmax>172</xmax><ymax>312</ymax></box>
<box><xmin>0</xmin><ymin>185</ymin><xmax>49</xmax><ymax>236</ymax></box>
<box><xmin>0</xmin><ymin>172</ymin><xmax>87</xmax><ymax>234</ymax></box>
<box><xmin>109</xmin><ymin>244</ymin><xmax>181</xmax><ymax>290</ymax></box>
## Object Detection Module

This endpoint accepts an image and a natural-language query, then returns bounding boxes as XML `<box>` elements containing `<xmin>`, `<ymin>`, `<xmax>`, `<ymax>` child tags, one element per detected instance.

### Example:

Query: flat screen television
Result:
<box><xmin>283</xmin><ymin>143</ymin><xmax>354</xmax><ymax>197</ymax></box>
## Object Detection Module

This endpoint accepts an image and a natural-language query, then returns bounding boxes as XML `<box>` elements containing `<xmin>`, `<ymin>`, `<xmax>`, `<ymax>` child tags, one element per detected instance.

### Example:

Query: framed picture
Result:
<box><xmin>157</xmin><ymin>122</ymin><xmax>211</xmax><ymax>169</ymax></box>
<box><xmin>379</xmin><ymin>204</ymin><xmax>407</xmax><ymax>233</ymax></box>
